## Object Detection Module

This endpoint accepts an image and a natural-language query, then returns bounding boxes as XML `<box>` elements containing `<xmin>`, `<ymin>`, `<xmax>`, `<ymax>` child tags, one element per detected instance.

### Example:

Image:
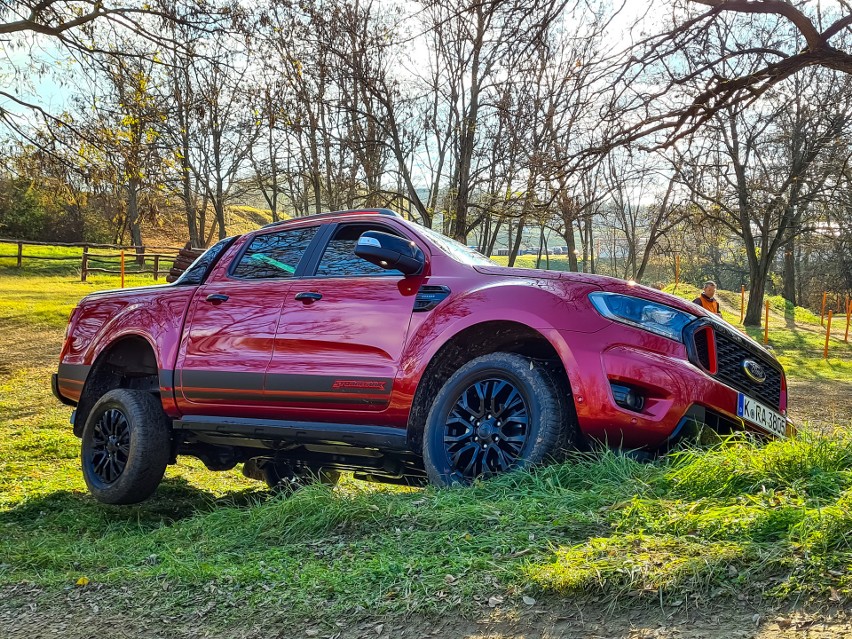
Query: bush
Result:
<box><xmin>0</xmin><ymin>177</ymin><xmax>48</xmax><ymax>239</ymax></box>
<box><xmin>0</xmin><ymin>178</ymin><xmax>112</xmax><ymax>243</ymax></box>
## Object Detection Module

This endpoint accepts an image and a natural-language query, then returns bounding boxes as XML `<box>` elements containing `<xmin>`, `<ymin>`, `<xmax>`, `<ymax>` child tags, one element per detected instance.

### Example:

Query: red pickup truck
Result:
<box><xmin>53</xmin><ymin>209</ymin><xmax>788</xmax><ymax>504</ymax></box>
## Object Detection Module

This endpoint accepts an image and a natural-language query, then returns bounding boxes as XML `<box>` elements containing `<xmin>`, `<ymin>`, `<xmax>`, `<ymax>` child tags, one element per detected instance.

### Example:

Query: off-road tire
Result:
<box><xmin>422</xmin><ymin>352</ymin><xmax>576</xmax><ymax>486</ymax></box>
<box><xmin>81</xmin><ymin>389</ymin><xmax>171</xmax><ymax>504</ymax></box>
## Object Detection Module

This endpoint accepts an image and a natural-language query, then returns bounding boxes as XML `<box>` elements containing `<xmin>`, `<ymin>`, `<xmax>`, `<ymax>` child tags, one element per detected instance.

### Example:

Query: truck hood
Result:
<box><xmin>80</xmin><ymin>283</ymin><xmax>180</xmax><ymax>302</ymax></box>
<box><xmin>473</xmin><ymin>265</ymin><xmax>705</xmax><ymax>318</ymax></box>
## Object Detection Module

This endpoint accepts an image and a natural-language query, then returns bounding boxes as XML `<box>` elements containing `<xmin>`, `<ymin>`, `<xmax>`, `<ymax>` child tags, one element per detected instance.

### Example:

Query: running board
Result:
<box><xmin>173</xmin><ymin>416</ymin><xmax>409</xmax><ymax>451</ymax></box>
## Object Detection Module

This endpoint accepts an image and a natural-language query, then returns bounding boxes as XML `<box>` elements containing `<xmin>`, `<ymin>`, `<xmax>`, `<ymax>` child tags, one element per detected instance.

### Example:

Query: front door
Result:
<box><xmin>265</xmin><ymin>222</ymin><xmax>426</xmax><ymax>421</ymax></box>
<box><xmin>175</xmin><ymin>224</ymin><xmax>320</xmax><ymax>417</ymax></box>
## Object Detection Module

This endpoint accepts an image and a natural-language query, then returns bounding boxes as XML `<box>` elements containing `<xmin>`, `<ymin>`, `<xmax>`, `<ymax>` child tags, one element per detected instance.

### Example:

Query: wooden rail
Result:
<box><xmin>0</xmin><ymin>237</ymin><xmax>183</xmax><ymax>251</ymax></box>
<box><xmin>0</xmin><ymin>238</ymin><xmax>194</xmax><ymax>283</ymax></box>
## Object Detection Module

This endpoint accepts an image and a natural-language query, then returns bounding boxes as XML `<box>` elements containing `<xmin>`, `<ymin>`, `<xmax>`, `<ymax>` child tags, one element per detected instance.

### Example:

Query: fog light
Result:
<box><xmin>610</xmin><ymin>382</ymin><xmax>645</xmax><ymax>412</ymax></box>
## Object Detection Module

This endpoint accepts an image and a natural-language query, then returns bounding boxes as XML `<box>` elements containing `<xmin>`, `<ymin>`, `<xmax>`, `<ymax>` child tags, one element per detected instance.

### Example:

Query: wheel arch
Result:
<box><xmin>74</xmin><ymin>334</ymin><xmax>161</xmax><ymax>437</ymax></box>
<box><xmin>406</xmin><ymin>319</ymin><xmax>577</xmax><ymax>451</ymax></box>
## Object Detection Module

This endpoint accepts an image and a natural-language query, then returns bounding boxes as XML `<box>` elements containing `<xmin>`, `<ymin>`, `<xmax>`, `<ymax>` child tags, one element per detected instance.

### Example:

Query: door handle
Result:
<box><xmin>295</xmin><ymin>291</ymin><xmax>322</xmax><ymax>303</ymax></box>
<box><xmin>205</xmin><ymin>293</ymin><xmax>229</xmax><ymax>304</ymax></box>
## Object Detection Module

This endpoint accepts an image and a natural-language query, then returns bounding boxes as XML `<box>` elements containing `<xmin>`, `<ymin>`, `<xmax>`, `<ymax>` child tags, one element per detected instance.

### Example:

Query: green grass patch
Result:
<box><xmin>490</xmin><ymin>254</ymin><xmax>573</xmax><ymax>271</ymax></box>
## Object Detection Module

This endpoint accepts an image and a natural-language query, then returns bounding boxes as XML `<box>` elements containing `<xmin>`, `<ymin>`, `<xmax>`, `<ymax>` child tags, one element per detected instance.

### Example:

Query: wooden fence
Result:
<box><xmin>0</xmin><ymin>238</ymin><xmax>196</xmax><ymax>283</ymax></box>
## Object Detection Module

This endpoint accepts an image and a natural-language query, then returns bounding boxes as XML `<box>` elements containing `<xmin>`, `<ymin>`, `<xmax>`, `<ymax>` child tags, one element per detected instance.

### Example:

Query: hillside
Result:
<box><xmin>140</xmin><ymin>205</ymin><xmax>282</xmax><ymax>248</ymax></box>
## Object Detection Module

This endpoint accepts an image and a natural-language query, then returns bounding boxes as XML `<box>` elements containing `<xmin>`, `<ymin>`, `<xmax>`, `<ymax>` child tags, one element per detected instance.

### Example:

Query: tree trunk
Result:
<box><xmin>486</xmin><ymin>218</ymin><xmax>502</xmax><ymax>257</ymax></box>
<box><xmin>782</xmin><ymin>236</ymin><xmax>796</xmax><ymax>305</ymax></box>
<box><xmin>182</xmin><ymin>161</ymin><xmax>198</xmax><ymax>247</ymax></box>
<box><xmin>634</xmin><ymin>231</ymin><xmax>658</xmax><ymax>283</ymax></box>
<box><xmin>535</xmin><ymin>225</ymin><xmax>545</xmax><ymax>269</ymax></box>
<box><xmin>508</xmin><ymin>217</ymin><xmax>525</xmax><ymax>267</ymax></box>
<box><xmin>451</xmin><ymin>5</ymin><xmax>485</xmax><ymax>244</ymax></box>
<box><xmin>587</xmin><ymin>223</ymin><xmax>595</xmax><ymax>274</ymax></box>
<box><xmin>215</xmin><ymin>178</ymin><xmax>227</xmax><ymax>240</ymax></box>
<box><xmin>127</xmin><ymin>179</ymin><xmax>144</xmax><ymax>264</ymax></box>
<box><xmin>565</xmin><ymin>230</ymin><xmax>578</xmax><ymax>272</ymax></box>
<box><xmin>744</xmin><ymin>262</ymin><xmax>768</xmax><ymax>326</ymax></box>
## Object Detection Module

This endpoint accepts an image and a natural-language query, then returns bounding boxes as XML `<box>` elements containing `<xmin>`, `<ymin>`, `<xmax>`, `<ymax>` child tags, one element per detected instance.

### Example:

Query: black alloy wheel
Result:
<box><xmin>443</xmin><ymin>378</ymin><xmax>530</xmax><ymax>478</ymax></box>
<box><xmin>81</xmin><ymin>389</ymin><xmax>171</xmax><ymax>504</ymax></box>
<box><xmin>89</xmin><ymin>408</ymin><xmax>132</xmax><ymax>484</ymax></box>
<box><xmin>423</xmin><ymin>352</ymin><xmax>577</xmax><ymax>486</ymax></box>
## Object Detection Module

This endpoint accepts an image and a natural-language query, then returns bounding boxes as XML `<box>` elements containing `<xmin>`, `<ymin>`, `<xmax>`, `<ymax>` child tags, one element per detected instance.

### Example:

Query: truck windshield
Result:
<box><xmin>415</xmin><ymin>225</ymin><xmax>496</xmax><ymax>267</ymax></box>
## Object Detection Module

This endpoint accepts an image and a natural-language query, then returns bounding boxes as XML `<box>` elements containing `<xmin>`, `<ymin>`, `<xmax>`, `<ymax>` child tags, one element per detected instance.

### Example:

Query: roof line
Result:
<box><xmin>261</xmin><ymin>208</ymin><xmax>401</xmax><ymax>229</ymax></box>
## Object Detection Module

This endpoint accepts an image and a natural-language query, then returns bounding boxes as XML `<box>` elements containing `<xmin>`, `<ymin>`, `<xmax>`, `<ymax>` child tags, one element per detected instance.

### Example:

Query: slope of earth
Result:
<box><xmin>1</xmin><ymin>275</ymin><xmax>851</xmax><ymax>639</ymax></box>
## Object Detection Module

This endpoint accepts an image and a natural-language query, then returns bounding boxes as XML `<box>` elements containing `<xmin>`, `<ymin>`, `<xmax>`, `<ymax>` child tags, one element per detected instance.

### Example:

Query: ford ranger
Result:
<box><xmin>53</xmin><ymin>208</ymin><xmax>789</xmax><ymax>503</ymax></box>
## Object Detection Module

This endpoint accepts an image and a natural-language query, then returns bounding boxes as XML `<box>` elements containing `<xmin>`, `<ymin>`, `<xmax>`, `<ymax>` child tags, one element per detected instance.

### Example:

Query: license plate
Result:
<box><xmin>737</xmin><ymin>393</ymin><xmax>786</xmax><ymax>438</ymax></box>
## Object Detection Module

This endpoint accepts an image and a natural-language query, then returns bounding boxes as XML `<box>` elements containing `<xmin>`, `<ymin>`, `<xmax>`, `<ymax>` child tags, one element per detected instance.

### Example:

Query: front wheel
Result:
<box><xmin>81</xmin><ymin>389</ymin><xmax>171</xmax><ymax>504</ymax></box>
<box><xmin>422</xmin><ymin>353</ymin><xmax>575</xmax><ymax>486</ymax></box>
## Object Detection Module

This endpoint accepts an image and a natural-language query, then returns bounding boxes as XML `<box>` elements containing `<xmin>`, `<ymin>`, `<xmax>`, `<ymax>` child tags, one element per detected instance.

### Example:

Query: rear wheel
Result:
<box><xmin>81</xmin><ymin>389</ymin><xmax>171</xmax><ymax>504</ymax></box>
<box><xmin>422</xmin><ymin>353</ymin><xmax>575</xmax><ymax>486</ymax></box>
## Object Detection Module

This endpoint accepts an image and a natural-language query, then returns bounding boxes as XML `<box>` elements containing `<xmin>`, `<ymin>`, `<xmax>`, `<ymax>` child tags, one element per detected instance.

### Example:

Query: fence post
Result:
<box><xmin>740</xmin><ymin>285</ymin><xmax>745</xmax><ymax>324</ymax></box>
<box><xmin>824</xmin><ymin>310</ymin><xmax>834</xmax><ymax>359</ymax></box>
<box><xmin>120</xmin><ymin>250</ymin><xmax>125</xmax><ymax>289</ymax></box>
<box><xmin>81</xmin><ymin>245</ymin><xmax>88</xmax><ymax>282</ymax></box>
<box><xmin>16</xmin><ymin>241</ymin><xmax>22</xmax><ymax>267</ymax></box>
<box><xmin>764</xmin><ymin>300</ymin><xmax>769</xmax><ymax>345</ymax></box>
<box><xmin>153</xmin><ymin>255</ymin><xmax>160</xmax><ymax>280</ymax></box>
<box><xmin>846</xmin><ymin>298</ymin><xmax>851</xmax><ymax>343</ymax></box>
<box><xmin>821</xmin><ymin>291</ymin><xmax>827</xmax><ymax>326</ymax></box>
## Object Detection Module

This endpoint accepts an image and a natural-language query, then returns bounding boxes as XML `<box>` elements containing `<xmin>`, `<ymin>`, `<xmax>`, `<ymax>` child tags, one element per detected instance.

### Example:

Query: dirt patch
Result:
<box><xmin>0</xmin><ymin>318</ymin><xmax>61</xmax><ymax>375</ymax></box>
<box><xmin>787</xmin><ymin>379</ymin><xmax>852</xmax><ymax>430</ymax></box>
<box><xmin>2</xmin><ymin>584</ymin><xmax>852</xmax><ymax>639</ymax></box>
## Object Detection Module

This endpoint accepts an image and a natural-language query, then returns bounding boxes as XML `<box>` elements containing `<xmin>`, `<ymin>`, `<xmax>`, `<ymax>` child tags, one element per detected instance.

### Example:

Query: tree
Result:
<box><xmin>680</xmin><ymin>67</ymin><xmax>852</xmax><ymax>324</ymax></box>
<box><xmin>94</xmin><ymin>49</ymin><xmax>166</xmax><ymax>255</ymax></box>
<box><xmin>190</xmin><ymin>54</ymin><xmax>260</xmax><ymax>240</ymax></box>
<box><xmin>607</xmin><ymin>0</ymin><xmax>852</xmax><ymax>150</ymax></box>
<box><xmin>0</xmin><ymin>1</ymin><xmax>233</xmax><ymax>142</ymax></box>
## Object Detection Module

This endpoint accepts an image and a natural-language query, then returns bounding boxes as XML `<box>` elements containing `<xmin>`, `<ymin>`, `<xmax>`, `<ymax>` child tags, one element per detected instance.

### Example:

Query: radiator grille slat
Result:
<box><xmin>692</xmin><ymin>325</ymin><xmax>782</xmax><ymax>409</ymax></box>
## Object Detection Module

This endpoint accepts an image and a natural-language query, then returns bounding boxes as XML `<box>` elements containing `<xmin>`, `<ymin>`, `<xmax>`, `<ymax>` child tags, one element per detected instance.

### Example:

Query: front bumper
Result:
<box><xmin>557</xmin><ymin>323</ymin><xmax>786</xmax><ymax>450</ymax></box>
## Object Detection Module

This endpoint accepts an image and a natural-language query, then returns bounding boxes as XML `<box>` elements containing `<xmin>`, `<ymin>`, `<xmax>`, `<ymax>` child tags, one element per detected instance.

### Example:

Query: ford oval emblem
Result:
<box><xmin>742</xmin><ymin>359</ymin><xmax>767</xmax><ymax>384</ymax></box>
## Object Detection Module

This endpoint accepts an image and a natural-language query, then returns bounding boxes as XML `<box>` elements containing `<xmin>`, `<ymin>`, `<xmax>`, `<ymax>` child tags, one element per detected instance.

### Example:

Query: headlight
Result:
<box><xmin>588</xmin><ymin>292</ymin><xmax>695</xmax><ymax>342</ymax></box>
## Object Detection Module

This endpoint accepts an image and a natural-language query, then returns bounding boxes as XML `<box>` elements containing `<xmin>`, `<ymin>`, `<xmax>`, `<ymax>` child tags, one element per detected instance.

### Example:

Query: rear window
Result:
<box><xmin>174</xmin><ymin>237</ymin><xmax>237</xmax><ymax>286</ymax></box>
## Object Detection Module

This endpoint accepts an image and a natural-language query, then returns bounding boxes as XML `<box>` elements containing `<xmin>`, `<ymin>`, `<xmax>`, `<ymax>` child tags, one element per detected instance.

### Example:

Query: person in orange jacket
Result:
<box><xmin>694</xmin><ymin>281</ymin><xmax>722</xmax><ymax>315</ymax></box>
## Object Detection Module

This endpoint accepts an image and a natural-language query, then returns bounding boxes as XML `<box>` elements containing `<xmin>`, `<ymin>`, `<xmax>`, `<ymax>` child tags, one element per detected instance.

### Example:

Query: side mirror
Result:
<box><xmin>354</xmin><ymin>231</ymin><xmax>425</xmax><ymax>276</ymax></box>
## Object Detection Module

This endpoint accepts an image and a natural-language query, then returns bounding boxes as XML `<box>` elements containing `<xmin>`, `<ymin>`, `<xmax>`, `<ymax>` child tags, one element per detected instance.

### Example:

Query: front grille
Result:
<box><xmin>693</xmin><ymin>328</ymin><xmax>711</xmax><ymax>370</ymax></box>
<box><xmin>692</xmin><ymin>324</ymin><xmax>782</xmax><ymax>409</ymax></box>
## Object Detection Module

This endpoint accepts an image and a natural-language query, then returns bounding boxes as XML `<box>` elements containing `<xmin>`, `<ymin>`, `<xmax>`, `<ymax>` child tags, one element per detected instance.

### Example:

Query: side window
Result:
<box><xmin>315</xmin><ymin>224</ymin><xmax>405</xmax><ymax>277</ymax></box>
<box><xmin>231</xmin><ymin>226</ymin><xmax>318</xmax><ymax>279</ymax></box>
<box><xmin>175</xmin><ymin>236</ymin><xmax>236</xmax><ymax>285</ymax></box>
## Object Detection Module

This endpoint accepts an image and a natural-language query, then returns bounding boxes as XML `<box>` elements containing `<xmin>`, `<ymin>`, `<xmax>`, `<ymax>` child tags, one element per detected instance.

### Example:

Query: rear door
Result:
<box><xmin>175</xmin><ymin>224</ymin><xmax>321</xmax><ymax>417</ymax></box>
<box><xmin>264</xmin><ymin>221</ymin><xmax>427</xmax><ymax>421</ymax></box>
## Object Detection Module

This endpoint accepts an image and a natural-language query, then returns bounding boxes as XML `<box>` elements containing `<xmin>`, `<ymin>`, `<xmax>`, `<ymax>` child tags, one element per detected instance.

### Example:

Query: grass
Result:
<box><xmin>1</xmin><ymin>272</ymin><xmax>851</xmax><ymax>623</ymax></box>
<box><xmin>491</xmin><ymin>254</ymin><xmax>573</xmax><ymax>271</ymax></box>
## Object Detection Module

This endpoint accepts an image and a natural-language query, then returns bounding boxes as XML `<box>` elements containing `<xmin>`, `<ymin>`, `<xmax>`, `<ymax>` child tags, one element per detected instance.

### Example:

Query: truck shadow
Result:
<box><xmin>0</xmin><ymin>477</ymin><xmax>267</xmax><ymax>535</ymax></box>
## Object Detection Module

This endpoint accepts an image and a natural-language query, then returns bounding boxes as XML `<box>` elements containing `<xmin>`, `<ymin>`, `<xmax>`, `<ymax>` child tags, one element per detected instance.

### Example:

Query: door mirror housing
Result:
<box><xmin>354</xmin><ymin>231</ymin><xmax>425</xmax><ymax>276</ymax></box>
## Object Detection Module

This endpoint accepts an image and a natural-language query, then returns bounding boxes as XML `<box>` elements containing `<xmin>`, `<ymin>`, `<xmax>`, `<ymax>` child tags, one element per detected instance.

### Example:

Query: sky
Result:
<box><xmin>1</xmin><ymin>0</ymin><xmax>664</xmax><ymax>120</ymax></box>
